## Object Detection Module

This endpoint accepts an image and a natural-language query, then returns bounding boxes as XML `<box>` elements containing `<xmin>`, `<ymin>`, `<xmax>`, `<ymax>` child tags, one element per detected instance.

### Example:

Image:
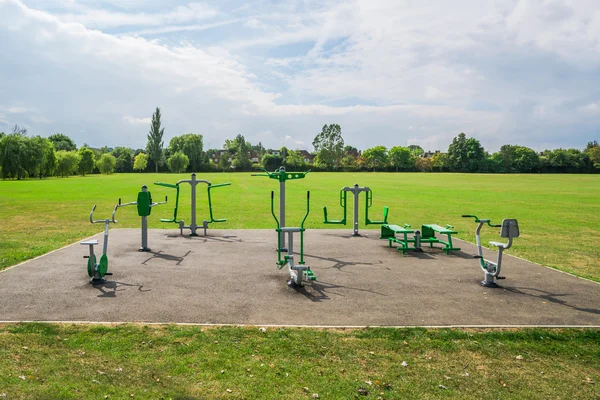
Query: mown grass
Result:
<box><xmin>1</xmin><ymin>172</ymin><xmax>599</xmax><ymax>280</ymax></box>
<box><xmin>0</xmin><ymin>324</ymin><xmax>598</xmax><ymax>399</ymax></box>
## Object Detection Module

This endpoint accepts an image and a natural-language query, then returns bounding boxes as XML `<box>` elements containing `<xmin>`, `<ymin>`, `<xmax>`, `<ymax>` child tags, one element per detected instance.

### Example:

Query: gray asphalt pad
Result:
<box><xmin>1</xmin><ymin>229</ymin><xmax>599</xmax><ymax>327</ymax></box>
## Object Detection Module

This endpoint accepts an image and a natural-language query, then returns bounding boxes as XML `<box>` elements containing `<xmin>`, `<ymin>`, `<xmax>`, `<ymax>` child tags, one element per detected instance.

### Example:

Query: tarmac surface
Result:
<box><xmin>1</xmin><ymin>229</ymin><xmax>599</xmax><ymax>327</ymax></box>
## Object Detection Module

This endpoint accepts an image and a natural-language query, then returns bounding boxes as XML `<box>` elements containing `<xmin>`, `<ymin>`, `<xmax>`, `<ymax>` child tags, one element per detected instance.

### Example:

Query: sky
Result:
<box><xmin>0</xmin><ymin>0</ymin><xmax>599</xmax><ymax>153</ymax></box>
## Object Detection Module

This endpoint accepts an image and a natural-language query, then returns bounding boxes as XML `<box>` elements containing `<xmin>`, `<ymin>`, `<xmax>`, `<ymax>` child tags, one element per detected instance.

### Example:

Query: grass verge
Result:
<box><xmin>0</xmin><ymin>324</ymin><xmax>598</xmax><ymax>399</ymax></box>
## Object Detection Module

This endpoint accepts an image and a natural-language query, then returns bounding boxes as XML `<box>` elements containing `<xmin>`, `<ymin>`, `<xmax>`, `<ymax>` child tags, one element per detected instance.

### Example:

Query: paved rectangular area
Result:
<box><xmin>0</xmin><ymin>229</ymin><xmax>599</xmax><ymax>326</ymax></box>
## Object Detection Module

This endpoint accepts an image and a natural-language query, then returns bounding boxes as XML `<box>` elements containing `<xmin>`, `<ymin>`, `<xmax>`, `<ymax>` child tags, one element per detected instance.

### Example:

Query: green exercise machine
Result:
<box><xmin>252</xmin><ymin>167</ymin><xmax>309</xmax><ymax>250</ymax></box>
<box><xmin>154</xmin><ymin>173</ymin><xmax>231</xmax><ymax>236</ymax></box>
<box><xmin>323</xmin><ymin>184</ymin><xmax>389</xmax><ymax>236</ymax></box>
<box><xmin>380</xmin><ymin>223</ymin><xmax>460</xmax><ymax>254</ymax></box>
<box><xmin>80</xmin><ymin>205</ymin><xmax>118</xmax><ymax>284</ymax></box>
<box><xmin>114</xmin><ymin>185</ymin><xmax>167</xmax><ymax>251</ymax></box>
<box><xmin>270</xmin><ymin>190</ymin><xmax>315</xmax><ymax>287</ymax></box>
<box><xmin>463</xmin><ymin>215</ymin><xmax>520</xmax><ymax>287</ymax></box>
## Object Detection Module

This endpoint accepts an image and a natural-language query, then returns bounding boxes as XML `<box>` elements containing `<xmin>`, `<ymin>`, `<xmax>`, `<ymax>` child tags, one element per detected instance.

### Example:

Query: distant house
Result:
<box><xmin>249</xmin><ymin>151</ymin><xmax>260</xmax><ymax>163</ymax></box>
<box><xmin>420</xmin><ymin>150</ymin><xmax>442</xmax><ymax>158</ymax></box>
<box><xmin>211</xmin><ymin>150</ymin><xmax>232</xmax><ymax>165</ymax></box>
<box><xmin>297</xmin><ymin>150</ymin><xmax>315</xmax><ymax>163</ymax></box>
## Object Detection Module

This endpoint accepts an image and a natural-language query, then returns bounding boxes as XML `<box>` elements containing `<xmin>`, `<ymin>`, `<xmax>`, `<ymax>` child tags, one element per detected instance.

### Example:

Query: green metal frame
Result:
<box><xmin>323</xmin><ymin>190</ymin><xmax>347</xmax><ymax>224</ymax></box>
<box><xmin>380</xmin><ymin>224</ymin><xmax>419</xmax><ymax>254</ymax></box>
<box><xmin>419</xmin><ymin>224</ymin><xmax>461</xmax><ymax>254</ymax></box>
<box><xmin>365</xmin><ymin>190</ymin><xmax>389</xmax><ymax>225</ymax></box>
<box><xmin>154</xmin><ymin>182</ymin><xmax>180</xmax><ymax>223</ymax></box>
<box><xmin>253</xmin><ymin>167</ymin><xmax>310</xmax><ymax>182</ymax></box>
<box><xmin>154</xmin><ymin>181</ymin><xmax>230</xmax><ymax>224</ymax></box>
<box><xmin>270</xmin><ymin>190</ymin><xmax>310</xmax><ymax>267</ymax></box>
<box><xmin>207</xmin><ymin>182</ymin><xmax>231</xmax><ymax>223</ymax></box>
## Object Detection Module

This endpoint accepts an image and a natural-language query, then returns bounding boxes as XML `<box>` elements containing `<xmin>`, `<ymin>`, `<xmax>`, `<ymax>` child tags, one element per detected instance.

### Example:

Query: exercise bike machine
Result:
<box><xmin>462</xmin><ymin>215</ymin><xmax>520</xmax><ymax>287</ymax></box>
<box><xmin>80</xmin><ymin>205</ymin><xmax>118</xmax><ymax>284</ymax></box>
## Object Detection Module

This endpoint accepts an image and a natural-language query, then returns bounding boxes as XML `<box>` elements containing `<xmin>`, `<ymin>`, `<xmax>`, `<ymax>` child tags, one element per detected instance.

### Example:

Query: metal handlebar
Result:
<box><xmin>89</xmin><ymin>205</ymin><xmax>118</xmax><ymax>224</ymax></box>
<box><xmin>462</xmin><ymin>215</ymin><xmax>500</xmax><ymax>227</ymax></box>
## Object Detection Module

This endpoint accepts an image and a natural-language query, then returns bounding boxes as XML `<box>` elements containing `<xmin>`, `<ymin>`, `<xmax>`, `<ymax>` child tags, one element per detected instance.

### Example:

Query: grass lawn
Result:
<box><xmin>0</xmin><ymin>324</ymin><xmax>598</xmax><ymax>399</ymax></box>
<box><xmin>1</xmin><ymin>172</ymin><xmax>599</xmax><ymax>280</ymax></box>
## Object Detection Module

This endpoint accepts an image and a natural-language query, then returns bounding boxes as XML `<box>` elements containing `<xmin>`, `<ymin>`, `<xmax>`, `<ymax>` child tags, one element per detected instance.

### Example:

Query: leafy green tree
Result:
<box><xmin>112</xmin><ymin>147</ymin><xmax>134</xmax><ymax>173</ymax></box>
<box><xmin>447</xmin><ymin>133</ymin><xmax>486</xmax><ymax>172</ymax></box>
<box><xmin>388</xmin><ymin>146</ymin><xmax>414</xmax><ymax>172</ymax></box>
<box><xmin>513</xmin><ymin>146</ymin><xmax>540</xmax><ymax>172</ymax></box>
<box><xmin>284</xmin><ymin>150</ymin><xmax>306</xmax><ymax>170</ymax></box>
<box><xmin>362</xmin><ymin>146</ymin><xmax>388</xmax><ymax>171</ymax></box>
<box><xmin>167</xmin><ymin>151</ymin><xmax>190</xmax><ymax>173</ymax></box>
<box><xmin>312</xmin><ymin>124</ymin><xmax>344</xmax><ymax>170</ymax></box>
<box><xmin>251</xmin><ymin>142</ymin><xmax>266</xmax><ymax>158</ymax></box>
<box><xmin>431</xmin><ymin>152</ymin><xmax>448</xmax><ymax>172</ymax></box>
<box><xmin>261</xmin><ymin>153</ymin><xmax>283</xmax><ymax>170</ymax></box>
<box><xmin>134</xmin><ymin>153</ymin><xmax>148</xmax><ymax>173</ymax></box>
<box><xmin>146</xmin><ymin>107</ymin><xmax>165</xmax><ymax>173</ymax></box>
<box><xmin>218</xmin><ymin>153</ymin><xmax>230</xmax><ymax>171</ymax></box>
<box><xmin>56</xmin><ymin>150</ymin><xmax>81</xmax><ymax>177</ymax></box>
<box><xmin>96</xmin><ymin>153</ymin><xmax>116</xmax><ymax>175</ymax></box>
<box><xmin>41</xmin><ymin>142</ymin><xmax>57</xmax><ymax>177</ymax></box>
<box><xmin>48</xmin><ymin>133</ymin><xmax>77</xmax><ymax>151</ymax></box>
<box><xmin>24</xmin><ymin>136</ymin><xmax>52</xmax><ymax>179</ymax></box>
<box><xmin>587</xmin><ymin>145</ymin><xmax>600</xmax><ymax>169</ymax></box>
<box><xmin>232</xmin><ymin>134</ymin><xmax>251</xmax><ymax>170</ymax></box>
<box><xmin>415</xmin><ymin>157</ymin><xmax>433</xmax><ymax>172</ymax></box>
<box><xmin>78</xmin><ymin>146</ymin><xmax>95</xmax><ymax>176</ymax></box>
<box><xmin>0</xmin><ymin>133</ymin><xmax>28</xmax><ymax>179</ymax></box>
<box><xmin>408</xmin><ymin>145</ymin><xmax>425</xmax><ymax>156</ymax></box>
<box><xmin>167</xmin><ymin>133</ymin><xmax>203</xmax><ymax>172</ymax></box>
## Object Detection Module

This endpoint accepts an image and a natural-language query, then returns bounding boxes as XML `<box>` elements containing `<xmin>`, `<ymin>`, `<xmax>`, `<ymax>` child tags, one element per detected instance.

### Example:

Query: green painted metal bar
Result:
<box><xmin>154</xmin><ymin>182</ymin><xmax>180</xmax><ymax>223</ymax></box>
<box><xmin>299</xmin><ymin>191</ymin><xmax>310</xmax><ymax>265</ymax></box>
<box><xmin>270</xmin><ymin>191</ymin><xmax>284</xmax><ymax>268</ymax></box>
<box><xmin>207</xmin><ymin>182</ymin><xmax>231</xmax><ymax>223</ymax></box>
<box><xmin>365</xmin><ymin>190</ymin><xmax>388</xmax><ymax>225</ymax></box>
<box><xmin>323</xmin><ymin>189</ymin><xmax>347</xmax><ymax>224</ymax></box>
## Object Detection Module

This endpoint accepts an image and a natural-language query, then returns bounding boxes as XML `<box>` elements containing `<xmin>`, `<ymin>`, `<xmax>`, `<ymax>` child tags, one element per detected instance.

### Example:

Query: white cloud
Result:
<box><xmin>56</xmin><ymin>2</ymin><xmax>219</xmax><ymax>29</ymax></box>
<box><xmin>123</xmin><ymin>116</ymin><xmax>152</xmax><ymax>125</ymax></box>
<box><xmin>580</xmin><ymin>103</ymin><xmax>600</xmax><ymax>116</ymax></box>
<box><xmin>1</xmin><ymin>0</ymin><xmax>598</xmax><ymax>152</ymax></box>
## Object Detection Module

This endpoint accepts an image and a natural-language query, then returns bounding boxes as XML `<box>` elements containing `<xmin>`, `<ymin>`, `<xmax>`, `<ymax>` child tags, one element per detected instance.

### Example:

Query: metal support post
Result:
<box><xmin>280</xmin><ymin>180</ymin><xmax>286</xmax><ymax>250</ymax></box>
<box><xmin>352</xmin><ymin>184</ymin><xmax>360</xmax><ymax>236</ymax></box>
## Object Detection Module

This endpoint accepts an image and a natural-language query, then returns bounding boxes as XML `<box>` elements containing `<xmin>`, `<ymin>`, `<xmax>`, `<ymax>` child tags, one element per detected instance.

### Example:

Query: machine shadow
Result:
<box><xmin>303</xmin><ymin>253</ymin><xmax>385</xmax><ymax>271</ymax></box>
<box><xmin>503</xmin><ymin>286</ymin><xmax>600</xmax><ymax>316</ymax></box>
<box><xmin>141</xmin><ymin>250</ymin><xmax>191</xmax><ymax>266</ymax></box>
<box><xmin>293</xmin><ymin>280</ymin><xmax>388</xmax><ymax>303</ymax></box>
<box><xmin>92</xmin><ymin>280</ymin><xmax>151</xmax><ymax>298</ymax></box>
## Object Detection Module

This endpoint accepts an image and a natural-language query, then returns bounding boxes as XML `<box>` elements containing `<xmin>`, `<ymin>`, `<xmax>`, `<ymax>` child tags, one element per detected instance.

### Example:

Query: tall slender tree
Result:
<box><xmin>146</xmin><ymin>107</ymin><xmax>165</xmax><ymax>173</ymax></box>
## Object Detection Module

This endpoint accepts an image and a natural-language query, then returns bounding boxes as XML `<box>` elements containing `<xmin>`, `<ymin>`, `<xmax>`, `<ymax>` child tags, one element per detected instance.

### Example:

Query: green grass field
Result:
<box><xmin>1</xmin><ymin>172</ymin><xmax>599</xmax><ymax>280</ymax></box>
<box><xmin>0</xmin><ymin>324</ymin><xmax>598</xmax><ymax>399</ymax></box>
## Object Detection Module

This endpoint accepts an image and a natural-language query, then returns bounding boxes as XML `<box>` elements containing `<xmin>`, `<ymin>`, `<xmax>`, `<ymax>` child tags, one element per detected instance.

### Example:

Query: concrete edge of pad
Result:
<box><xmin>1</xmin><ymin>320</ymin><xmax>599</xmax><ymax>329</ymax></box>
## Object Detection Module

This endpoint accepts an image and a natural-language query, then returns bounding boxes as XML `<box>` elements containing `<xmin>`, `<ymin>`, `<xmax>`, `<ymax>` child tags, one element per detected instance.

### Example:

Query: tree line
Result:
<box><xmin>1</xmin><ymin>108</ymin><xmax>599</xmax><ymax>179</ymax></box>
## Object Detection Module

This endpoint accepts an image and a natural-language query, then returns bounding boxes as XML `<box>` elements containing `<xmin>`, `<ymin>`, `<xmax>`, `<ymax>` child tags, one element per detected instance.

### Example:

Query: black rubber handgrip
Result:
<box><xmin>271</xmin><ymin>191</ymin><xmax>274</xmax><ymax>199</ymax></box>
<box><xmin>307</xmin><ymin>191</ymin><xmax>310</xmax><ymax>199</ymax></box>
<box><xmin>119</xmin><ymin>198</ymin><xmax>122</xmax><ymax>205</ymax></box>
<box><xmin>491</xmin><ymin>224</ymin><xmax>501</xmax><ymax>227</ymax></box>
<box><xmin>462</xmin><ymin>214</ymin><xmax>473</xmax><ymax>218</ymax></box>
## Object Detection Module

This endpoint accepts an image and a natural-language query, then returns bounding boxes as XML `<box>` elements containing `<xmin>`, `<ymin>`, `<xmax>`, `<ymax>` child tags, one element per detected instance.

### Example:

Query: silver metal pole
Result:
<box><xmin>190</xmin><ymin>173</ymin><xmax>197</xmax><ymax>236</ymax></box>
<box><xmin>102</xmin><ymin>220</ymin><xmax>109</xmax><ymax>255</ymax></box>
<box><xmin>353</xmin><ymin>184</ymin><xmax>360</xmax><ymax>236</ymax></box>
<box><xmin>280</xmin><ymin>180</ymin><xmax>286</xmax><ymax>249</ymax></box>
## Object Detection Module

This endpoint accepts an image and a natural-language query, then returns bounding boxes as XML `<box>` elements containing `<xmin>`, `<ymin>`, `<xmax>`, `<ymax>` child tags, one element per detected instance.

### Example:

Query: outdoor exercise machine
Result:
<box><xmin>252</xmin><ymin>167</ymin><xmax>309</xmax><ymax>250</ymax></box>
<box><xmin>380</xmin><ymin>223</ymin><xmax>460</xmax><ymax>254</ymax></box>
<box><xmin>270</xmin><ymin>190</ymin><xmax>315</xmax><ymax>287</ymax></box>
<box><xmin>462</xmin><ymin>215</ymin><xmax>520</xmax><ymax>287</ymax></box>
<box><xmin>114</xmin><ymin>185</ymin><xmax>167</xmax><ymax>251</ymax></box>
<box><xmin>323</xmin><ymin>184</ymin><xmax>389</xmax><ymax>236</ymax></box>
<box><xmin>80</xmin><ymin>205</ymin><xmax>117</xmax><ymax>284</ymax></box>
<box><xmin>154</xmin><ymin>174</ymin><xmax>231</xmax><ymax>236</ymax></box>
